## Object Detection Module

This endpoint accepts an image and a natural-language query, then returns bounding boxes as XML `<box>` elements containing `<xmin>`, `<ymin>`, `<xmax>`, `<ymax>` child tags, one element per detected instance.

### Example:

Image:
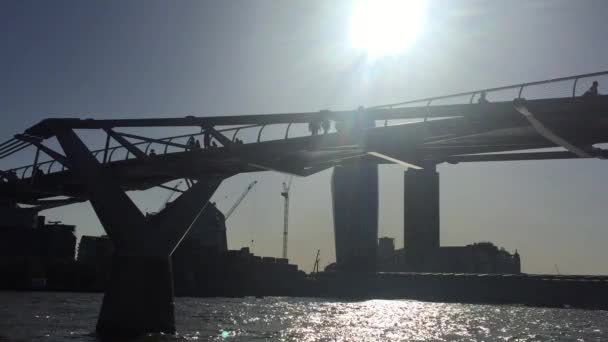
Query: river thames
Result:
<box><xmin>1</xmin><ymin>292</ymin><xmax>607</xmax><ymax>341</ymax></box>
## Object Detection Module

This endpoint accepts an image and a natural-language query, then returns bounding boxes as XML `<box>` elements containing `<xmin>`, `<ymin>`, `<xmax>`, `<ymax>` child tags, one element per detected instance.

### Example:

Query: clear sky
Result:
<box><xmin>2</xmin><ymin>0</ymin><xmax>608</xmax><ymax>274</ymax></box>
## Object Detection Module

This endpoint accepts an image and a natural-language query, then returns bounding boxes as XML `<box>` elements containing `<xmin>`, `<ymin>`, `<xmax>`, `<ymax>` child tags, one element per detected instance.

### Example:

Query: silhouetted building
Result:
<box><xmin>172</xmin><ymin>202</ymin><xmax>228</xmax><ymax>294</ymax></box>
<box><xmin>0</xmin><ymin>202</ymin><xmax>38</xmax><ymax>229</ymax></box>
<box><xmin>34</xmin><ymin>220</ymin><xmax>76</xmax><ymax>261</ymax></box>
<box><xmin>0</xmin><ymin>213</ymin><xmax>76</xmax><ymax>289</ymax></box>
<box><xmin>78</xmin><ymin>235</ymin><xmax>114</xmax><ymax>264</ymax></box>
<box><xmin>331</xmin><ymin>162</ymin><xmax>379</xmax><ymax>272</ymax></box>
<box><xmin>76</xmin><ymin>235</ymin><xmax>114</xmax><ymax>290</ymax></box>
<box><xmin>403</xmin><ymin>167</ymin><xmax>440</xmax><ymax>271</ymax></box>
<box><xmin>71</xmin><ymin>202</ymin><xmax>305</xmax><ymax>296</ymax></box>
<box><xmin>0</xmin><ymin>215</ymin><xmax>76</xmax><ymax>261</ymax></box>
<box><xmin>377</xmin><ymin>241</ymin><xmax>521</xmax><ymax>274</ymax></box>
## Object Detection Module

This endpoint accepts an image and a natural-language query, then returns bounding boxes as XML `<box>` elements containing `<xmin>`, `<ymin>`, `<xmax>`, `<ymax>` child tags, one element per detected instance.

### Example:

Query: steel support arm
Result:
<box><xmin>445</xmin><ymin>151</ymin><xmax>580</xmax><ymax>163</ymax></box>
<box><xmin>367</xmin><ymin>151</ymin><xmax>423</xmax><ymax>169</ymax></box>
<box><xmin>514</xmin><ymin>100</ymin><xmax>598</xmax><ymax>158</ymax></box>
<box><xmin>54</xmin><ymin>127</ymin><xmax>147</xmax><ymax>250</ymax></box>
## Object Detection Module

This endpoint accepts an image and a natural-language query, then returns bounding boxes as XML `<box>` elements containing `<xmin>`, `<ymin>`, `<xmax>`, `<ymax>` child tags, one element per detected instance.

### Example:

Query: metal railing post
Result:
<box><xmin>30</xmin><ymin>147</ymin><xmax>40</xmax><ymax>183</ymax></box>
<box><xmin>257</xmin><ymin>125</ymin><xmax>266</xmax><ymax>142</ymax></box>
<box><xmin>284</xmin><ymin>123</ymin><xmax>292</xmax><ymax>139</ymax></box>
<box><xmin>102</xmin><ymin>132</ymin><xmax>111</xmax><ymax>164</ymax></box>
<box><xmin>164</xmin><ymin>138</ymin><xmax>173</xmax><ymax>154</ymax></box>
<box><xmin>572</xmin><ymin>78</ymin><xmax>579</xmax><ymax>97</ymax></box>
<box><xmin>517</xmin><ymin>85</ymin><xmax>525</xmax><ymax>99</ymax></box>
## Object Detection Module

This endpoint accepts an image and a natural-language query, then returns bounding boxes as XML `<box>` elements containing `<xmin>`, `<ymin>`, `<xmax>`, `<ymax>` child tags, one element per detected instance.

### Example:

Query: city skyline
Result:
<box><xmin>2</xmin><ymin>0</ymin><xmax>608</xmax><ymax>274</ymax></box>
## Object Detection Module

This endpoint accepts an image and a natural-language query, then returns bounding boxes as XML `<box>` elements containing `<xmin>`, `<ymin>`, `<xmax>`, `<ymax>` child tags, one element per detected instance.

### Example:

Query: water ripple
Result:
<box><xmin>1</xmin><ymin>292</ymin><xmax>607</xmax><ymax>341</ymax></box>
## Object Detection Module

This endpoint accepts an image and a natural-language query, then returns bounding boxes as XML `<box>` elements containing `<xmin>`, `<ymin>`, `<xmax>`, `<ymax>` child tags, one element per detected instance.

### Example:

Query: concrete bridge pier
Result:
<box><xmin>53</xmin><ymin>127</ymin><xmax>223</xmax><ymax>338</ymax></box>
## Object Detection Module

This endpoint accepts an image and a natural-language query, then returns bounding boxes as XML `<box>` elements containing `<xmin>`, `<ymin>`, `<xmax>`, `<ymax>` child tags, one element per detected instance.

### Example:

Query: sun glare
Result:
<box><xmin>350</xmin><ymin>0</ymin><xmax>427</xmax><ymax>58</ymax></box>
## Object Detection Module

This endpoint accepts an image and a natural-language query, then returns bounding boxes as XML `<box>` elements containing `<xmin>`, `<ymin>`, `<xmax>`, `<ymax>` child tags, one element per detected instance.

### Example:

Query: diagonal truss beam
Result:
<box><xmin>103</xmin><ymin>128</ymin><xmax>147</xmax><ymax>159</ymax></box>
<box><xmin>15</xmin><ymin>134</ymin><xmax>70</xmax><ymax>168</ymax></box>
<box><xmin>203</xmin><ymin>126</ymin><xmax>233</xmax><ymax>147</ymax></box>
<box><xmin>157</xmin><ymin>184</ymin><xmax>186</xmax><ymax>193</ymax></box>
<box><xmin>117</xmin><ymin>132</ymin><xmax>188</xmax><ymax>150</ymax></box>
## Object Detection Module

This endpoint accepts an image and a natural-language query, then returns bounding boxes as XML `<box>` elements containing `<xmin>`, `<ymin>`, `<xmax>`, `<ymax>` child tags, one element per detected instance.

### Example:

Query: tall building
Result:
<box><xmin>331</xmin><ymin>162</ymin><xmax>379</xmax><ymax>271</ymax></box>
<box><xmin>403</xmin><ymin>167</ymin><xmax>440</xmax><ymax>270</ymax></box>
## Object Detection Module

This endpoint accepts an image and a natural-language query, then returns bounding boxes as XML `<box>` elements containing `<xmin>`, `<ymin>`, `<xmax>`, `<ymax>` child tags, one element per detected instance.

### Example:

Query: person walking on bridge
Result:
<box><xmin>583</xmin><ymin>81</ymin><xmax>599</xmax><ymax>96</ymax></box>
<box><xmin>308</xmin><ymin>120</ymin><xmax>320</xmax><ymax>136</ymax></box>
<box><xmin>203</xmin><ymin>131</ymin><xmax>211</xmax><ymax>149</ymax></box>
<box><xmin>186</xmin><ymin>136</ymin><xmax>195</xmax><ymax>150</ymax></box>
<box><xmin>478</xmin><ymin>91</ymin><xmax>490</xmax><ymax>104</ymax></box>
<box><xmin>321</xmin><ymin>119</ymin><xmax>331</xmax><ymax>134</ymax></box>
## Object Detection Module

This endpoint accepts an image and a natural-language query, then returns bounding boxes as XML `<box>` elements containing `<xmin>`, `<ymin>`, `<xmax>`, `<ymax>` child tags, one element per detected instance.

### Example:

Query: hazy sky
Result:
<box><xmin>2</xmin><ymin>0</ymin><xmax>608</xmax><ymax>274</ymax></box>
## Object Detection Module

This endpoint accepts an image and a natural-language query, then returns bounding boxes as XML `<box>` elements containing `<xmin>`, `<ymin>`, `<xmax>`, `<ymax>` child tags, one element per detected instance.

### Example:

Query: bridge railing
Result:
<box><xmin>3</xmin><ymin>120</ymin><xmax>317</xmax><ymax>179</ymax></box>
<box><xmin>372</xmin><ymin>70</ymin><xmax>608</xmax><ymax>109</ymax></box>
<box><xmin>371</xmin><ymin>70</ymin><xmax>608</xmax><ymax>127</ymax></box>
<box><xmin>5</xmin><ymin>124</ymin><xmax>267</xmax><ymax>178</ymax></box>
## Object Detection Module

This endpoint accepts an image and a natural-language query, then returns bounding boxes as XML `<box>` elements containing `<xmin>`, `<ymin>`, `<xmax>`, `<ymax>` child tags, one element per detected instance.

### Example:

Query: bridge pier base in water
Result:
<box><xmin>53</xmin><ymin>127</ymin><xmax>224</xmax><ymax>338</ymax></box>
<box><xmin>97</xmin><ymin>255</ymin><xmax>175</xmax><ymax>337</ymax></box>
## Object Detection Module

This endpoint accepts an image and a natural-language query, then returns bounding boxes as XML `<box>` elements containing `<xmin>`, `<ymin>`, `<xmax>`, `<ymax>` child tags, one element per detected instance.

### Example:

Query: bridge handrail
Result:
<box><xmin>6</xmin><ymin>124</ymin><xmax>263</xmax><ymax>175</ymax></box>
<box><xmin>371</xmin><ymin>70</ymin><xmax>608</xmax><ymax>109</ymax></box>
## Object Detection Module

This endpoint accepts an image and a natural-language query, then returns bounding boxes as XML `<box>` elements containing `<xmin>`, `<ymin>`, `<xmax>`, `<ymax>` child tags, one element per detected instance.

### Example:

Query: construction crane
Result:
<box><xmin>224</xmin><ymin>180</ymin><xmax>258</xmax><ymax>220</ymax></box>
<box><xmin>312</xmin><ymin>249</ymin><xmax>321</xmax><ymax>273</ymax></box>
<box><xmin>554</xmin><ymin>264</ymin><xmax>561</xmax><ymax>275</ymax></box>
<box><xmin>281</xmin><ymin>176</ymin><xmax>293</xmax><ymax>259</ymax></box>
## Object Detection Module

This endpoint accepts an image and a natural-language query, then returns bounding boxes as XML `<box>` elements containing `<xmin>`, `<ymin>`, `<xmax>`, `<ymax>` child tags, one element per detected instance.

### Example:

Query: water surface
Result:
<box><xmin>1</xmin><ymin>292</ymin><xmax>606</xmax><ymax>341</ymax></box>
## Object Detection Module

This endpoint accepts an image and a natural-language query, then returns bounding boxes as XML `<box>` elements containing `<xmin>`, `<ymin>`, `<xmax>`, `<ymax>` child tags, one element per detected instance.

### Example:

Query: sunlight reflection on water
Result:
<box><xmin>1</xmin><ymin>292</ymin><xmax>607</xmax><ymax>341</ymax></box>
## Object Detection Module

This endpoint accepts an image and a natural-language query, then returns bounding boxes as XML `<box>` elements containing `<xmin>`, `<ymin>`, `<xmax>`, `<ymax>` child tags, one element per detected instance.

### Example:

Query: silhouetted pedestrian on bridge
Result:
<box><xmin>309</xmin><ymin>120</ymin><xmax>320</xmax><ymax>136</ymax></box>
<box><xmin>7</xmin><ymin>170</ymin><xmax>17</xmax><ymax>181</ymax></box>
<box><xmin>195</xmin><ymin>139</ymin><xmax>201</xmax><ymax>149</ymax></box>
<box><xmin>478</xmin><ymin>91</ymin><xmax>489</xmax><ymax>104</ymax></box>
<box><xmin>583</xmin><ymin>81</ymin><xmax>599</xmax><ymax>97</ymax></box>
<box><xmin>321</xmin><ymin>119</ymin><xmax>331</xmax><ymax>134</ymax></box>
<box><xmin>203</xmin><ymin>131</ymin><xmax>211</xmax><ymax>149</ymax></box>
<box><xmin>149</xmin><ymin>149</ymin><xmax>156</xmax><ymax>156</ymax></box>
<box><xmin>186</xmin><ymin>136</ymin><xmax>195</xmax><ymax>150</ymax></box>
<box><xmin>34</xmin><ymin>167</ymin><xmax>44</xmax><ymax>178</ymax></box>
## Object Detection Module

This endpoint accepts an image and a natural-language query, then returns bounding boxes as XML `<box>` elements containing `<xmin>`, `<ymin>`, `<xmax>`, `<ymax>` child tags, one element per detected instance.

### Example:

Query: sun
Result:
<box><xmin>350</xmin><ymin>0</ymin><xmax>427</xmax><ymax>58</ymax></box>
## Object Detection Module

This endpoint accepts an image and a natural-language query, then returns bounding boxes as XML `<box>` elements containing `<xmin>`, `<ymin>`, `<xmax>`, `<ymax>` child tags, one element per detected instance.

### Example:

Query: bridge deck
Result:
<box><xmin>3</xmin><ymin>96</ymin><xmax>608</xmax><ymax>205</ymax></box>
